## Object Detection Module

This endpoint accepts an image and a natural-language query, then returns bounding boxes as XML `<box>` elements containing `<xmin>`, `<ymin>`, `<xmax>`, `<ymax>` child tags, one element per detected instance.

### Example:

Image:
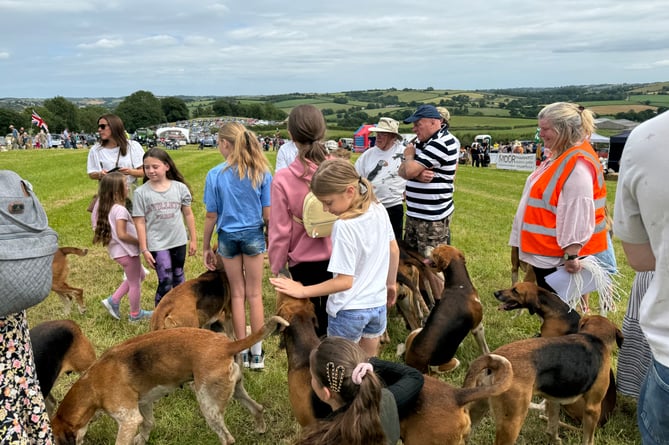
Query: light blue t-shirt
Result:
<box><xmin>203</xmin><ymin>162</ymin><xmax>272</xmax><ymax>233</ymax></box>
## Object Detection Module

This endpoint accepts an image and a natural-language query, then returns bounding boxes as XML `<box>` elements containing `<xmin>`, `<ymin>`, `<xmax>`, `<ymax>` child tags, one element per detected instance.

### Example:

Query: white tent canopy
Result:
<box><xmin>589</xmin><ymin>133</ymin><xmax>610</xmax><ymax>144</ymax></box>
<box><xmin>156</xmin><ymin>127</ymin><xmax>190</xmax><ymax>141</ymax></box>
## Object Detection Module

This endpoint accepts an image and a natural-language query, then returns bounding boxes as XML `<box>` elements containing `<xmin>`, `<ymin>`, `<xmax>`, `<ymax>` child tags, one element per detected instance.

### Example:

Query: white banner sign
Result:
<box><xmin>495</xmin><ymin>153</ymin><xmax>537</xmax><ymax>172</ymax></box>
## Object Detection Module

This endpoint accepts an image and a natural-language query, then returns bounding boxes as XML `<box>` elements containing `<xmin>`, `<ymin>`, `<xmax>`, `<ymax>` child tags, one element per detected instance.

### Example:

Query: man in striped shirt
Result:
<box><xmin>398</xmin><ymin>105</ymin><xmax>459</xmax><ymax>256</ymax></box>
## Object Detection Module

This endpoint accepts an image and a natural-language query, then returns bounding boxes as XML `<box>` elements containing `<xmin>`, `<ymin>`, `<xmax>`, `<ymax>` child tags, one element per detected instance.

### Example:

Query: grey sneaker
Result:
<box><xmin>250</xmin><ymin>353</ymin><xmax>265</xmax><ymax>371</ymax></box>
<box><xmin>128</xmin><ymin>309</ymin><xmax>153</xmax><ymax>322</ymax></box>
<box><xmin>102</xmin><ymin>297</ymin><xmax>120</xmax><ymax>320</ymax></box>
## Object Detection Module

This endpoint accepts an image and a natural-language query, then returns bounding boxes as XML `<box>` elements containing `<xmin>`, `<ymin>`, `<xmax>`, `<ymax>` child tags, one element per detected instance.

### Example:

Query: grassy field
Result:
<box><xmin>3</xmin><ymin>147</ymin><xmax>641</xmax><ymax>444</ymax></box>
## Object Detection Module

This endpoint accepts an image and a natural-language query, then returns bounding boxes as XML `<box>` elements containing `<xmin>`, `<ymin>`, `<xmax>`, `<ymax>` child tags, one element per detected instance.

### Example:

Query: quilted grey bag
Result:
<box><xmin>0</xmin><ymin>170</ymin><xmax>58</xmax><ymax>316</ymax></box>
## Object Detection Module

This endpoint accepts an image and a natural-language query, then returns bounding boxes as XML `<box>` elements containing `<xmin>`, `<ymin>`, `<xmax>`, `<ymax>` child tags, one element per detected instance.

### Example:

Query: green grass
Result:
<box><xmin>4</xmin><ymin>147</ymin><xmax>640</xmax><ymax>444</ymax></box>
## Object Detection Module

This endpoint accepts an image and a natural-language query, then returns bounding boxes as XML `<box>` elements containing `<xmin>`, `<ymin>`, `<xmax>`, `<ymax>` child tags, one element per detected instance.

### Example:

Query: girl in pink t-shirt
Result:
<box><xmin>93</xmin><ymin>172</ymin><xmax>151</xmax><ymax>322</ymax></box>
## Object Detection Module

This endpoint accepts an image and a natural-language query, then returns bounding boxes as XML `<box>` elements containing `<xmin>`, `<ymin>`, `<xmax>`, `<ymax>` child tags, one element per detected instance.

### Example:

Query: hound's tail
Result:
<box><xmin>59</xmin><ymin>247</ymin><xmax>88</xmax><ymax>257</ymax></box>
<box><xmin>458</xmin><ymin>353</ymin><xmax>513</xmax><ymax>405</ymax></box>
<box><xmin>227</xmin><ymin>315</ymin><xmax>289</xmax><ymax>355</ymax></box>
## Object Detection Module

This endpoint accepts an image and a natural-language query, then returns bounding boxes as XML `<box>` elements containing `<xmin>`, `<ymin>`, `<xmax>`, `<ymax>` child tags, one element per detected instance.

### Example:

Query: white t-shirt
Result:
<box><xmin>326</xmin><ymin>202</ymin><xmax>394</xmax><ymax>317</ymax></box>
<box><xmin>354</xmin><ymin>140</ymin><xmax>406</xmax><ymax>208</ymax></box>
<box><xmin>614</xmin><ymin>110</ymin><xmax>669</xmax><ymax>367</ymax></box>
<box><xmin>275</xmin><ymin>141</ymin><xmax>298</xmax><ymax>172</ymax></box>
<box><xmin>86</xmin><ymin>141</ymin><xmax>145</xmax><ymax>187</ymax></box>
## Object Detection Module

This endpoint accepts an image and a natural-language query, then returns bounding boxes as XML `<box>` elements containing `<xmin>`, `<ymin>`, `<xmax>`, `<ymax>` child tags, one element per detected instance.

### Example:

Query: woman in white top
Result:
<box><xmin>87</xmin><ymin>114</ymin><xmax>145</xmax><ymax>191</ymax></box>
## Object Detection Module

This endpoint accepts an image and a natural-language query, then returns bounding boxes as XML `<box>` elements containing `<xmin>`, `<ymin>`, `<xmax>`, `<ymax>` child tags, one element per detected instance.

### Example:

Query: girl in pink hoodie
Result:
<box><xmin>269</xmin><ymin>105</ymin><xmax>332</xmax><ymax>336</ymax></box>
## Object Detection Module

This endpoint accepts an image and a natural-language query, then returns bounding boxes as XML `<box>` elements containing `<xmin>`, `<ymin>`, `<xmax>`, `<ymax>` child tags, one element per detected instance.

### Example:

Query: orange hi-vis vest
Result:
<box><xmin>520</xmin><ymin>140</ymin><xmax>607</xmax><ymax>258</ymax></box>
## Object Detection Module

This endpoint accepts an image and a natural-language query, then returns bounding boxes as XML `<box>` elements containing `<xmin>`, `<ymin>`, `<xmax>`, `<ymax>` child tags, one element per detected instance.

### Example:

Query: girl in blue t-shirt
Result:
<box><xmin>203</xmin><ymin>122</ymin><xmax>272</xmax><ymax>370</ymax></box>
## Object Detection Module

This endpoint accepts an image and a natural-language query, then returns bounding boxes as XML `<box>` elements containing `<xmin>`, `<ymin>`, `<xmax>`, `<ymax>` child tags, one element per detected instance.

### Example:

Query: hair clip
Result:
<box><xmin>326</xmin><ymin>361</ymin><xmax>345</xmax><ymax>393</ymax></box>
<box><xmin>577</xmin><ymin>105</ymin><xmax>585</xmax><ymax>113</ymax></box>
<box><xmin>358</xmin><ymin>177</ymin><xmax>368</xmax><ymax>195</ymax></box>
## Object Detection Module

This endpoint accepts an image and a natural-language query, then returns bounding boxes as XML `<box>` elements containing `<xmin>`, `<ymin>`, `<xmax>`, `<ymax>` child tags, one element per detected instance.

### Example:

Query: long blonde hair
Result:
<box><xmin>310</xmin><ymin>159</ymin><xmax>377</xmax><ymax>220</ymax></box>
<box><xmin>538</xmin><ymin>102</ymin><xmax>596</xmax><ymax>156</ymax></box>
<box><xmin>218</xmin><ymin>122</ymin><xmax>270</xmax><ymax>188</ymax></box>
<box><xmin>297</xmin><ymin>337</ymin><xmax>385</xmax><ymax>445</ymax></box>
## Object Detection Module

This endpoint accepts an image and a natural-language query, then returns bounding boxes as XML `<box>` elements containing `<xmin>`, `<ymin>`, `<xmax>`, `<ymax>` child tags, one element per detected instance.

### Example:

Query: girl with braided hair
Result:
<box><xmin>299</xmin><ymin>336</ymin><xmax>424</xmax><ymax>445</ymax></box>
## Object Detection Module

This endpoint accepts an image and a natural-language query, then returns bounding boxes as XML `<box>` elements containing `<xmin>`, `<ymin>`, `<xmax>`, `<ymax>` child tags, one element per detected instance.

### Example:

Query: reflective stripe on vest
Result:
<box><xmin>521</xmin><ymin>141</ymin><xmax>608</xmax><ymax>257</ymax></box>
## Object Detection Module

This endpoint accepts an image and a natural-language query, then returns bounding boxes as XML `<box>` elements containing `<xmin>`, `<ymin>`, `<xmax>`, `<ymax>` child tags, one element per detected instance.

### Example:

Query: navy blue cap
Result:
<box><xmin>403</xmin><ymin>104</ymin><xmax>442</xmax><ymax>123</ymax></box>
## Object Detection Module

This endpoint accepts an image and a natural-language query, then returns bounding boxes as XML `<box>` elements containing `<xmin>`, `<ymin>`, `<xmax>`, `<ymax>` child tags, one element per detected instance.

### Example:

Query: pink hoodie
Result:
<box><xmin>268</xmin><ymin>158</ymin><xmax>333</xmax><ymax>275</ymax></box>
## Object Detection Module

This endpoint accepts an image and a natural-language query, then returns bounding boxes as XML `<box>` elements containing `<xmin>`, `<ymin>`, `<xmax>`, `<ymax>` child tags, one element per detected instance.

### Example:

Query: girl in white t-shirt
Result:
<box><xmin>93</xmin><ymin>172</ymin><xmax>152</xmax><ymax>322</ymax></box>
<box><xmin>271</xmin><ymin>159</ymin><xmax>399</xmax><ymax>357</ymax></box>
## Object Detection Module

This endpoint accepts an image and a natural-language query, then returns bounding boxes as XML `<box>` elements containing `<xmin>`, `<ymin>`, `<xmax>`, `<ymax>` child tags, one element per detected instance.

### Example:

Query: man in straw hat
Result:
<box><xmin>355</xmin><ymin>117</ymin><xmax>407</xmax><ymax>241</ymax></box>
<box><xmin>399</xmin><ymin>104</ymin><xmax>459</xmax><ymax>255</ymax></box>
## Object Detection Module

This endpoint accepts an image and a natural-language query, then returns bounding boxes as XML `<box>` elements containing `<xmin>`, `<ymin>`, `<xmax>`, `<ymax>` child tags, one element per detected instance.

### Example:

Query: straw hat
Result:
<box><xmin>436</xmin><ymin>106</ymin><xmax>451</xmax><ymax>123</ymax></box>
<box><xmin>369</xmin><ymin>117</ymin><xmax>401</xmax><ymax>138</ymax></box>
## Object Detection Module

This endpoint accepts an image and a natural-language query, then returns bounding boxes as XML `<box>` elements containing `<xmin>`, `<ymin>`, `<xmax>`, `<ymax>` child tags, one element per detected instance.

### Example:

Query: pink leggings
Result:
<box><xmin>111</xmin><ymin>255</ymin><xmax>146</xmax><ymax>315</ymax></box>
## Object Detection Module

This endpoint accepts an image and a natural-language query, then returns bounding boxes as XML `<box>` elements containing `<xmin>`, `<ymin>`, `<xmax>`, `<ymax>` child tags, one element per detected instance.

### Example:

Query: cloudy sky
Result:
<box><xmin>2</xmin><ymin>0</ymin><xmax>668</xmax><ymax>99</ymax></box>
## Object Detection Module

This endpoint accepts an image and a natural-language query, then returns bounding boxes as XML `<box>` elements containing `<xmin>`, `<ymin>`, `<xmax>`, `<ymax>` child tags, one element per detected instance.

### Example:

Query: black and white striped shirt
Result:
<box><xmin>405</xmin><ymin>127</ymin><xmax>458</xmax><ymax>221</ymax></box>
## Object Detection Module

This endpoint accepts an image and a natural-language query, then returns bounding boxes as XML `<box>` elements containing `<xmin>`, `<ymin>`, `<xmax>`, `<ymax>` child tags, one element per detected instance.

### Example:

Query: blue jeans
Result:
<box><xmin>327</xmin><ymin>305</ymin><xmax>387</xmax><ymax>343</ymax></box>
<box><xmin>216</xmin><ymin>227</ymin><xmax>266</xmax><ymax>258</ymax></box>
<box><xmin>638</xmin><ymin>357</ymin><xmax>669</xmax><ymax>444</ymax></box>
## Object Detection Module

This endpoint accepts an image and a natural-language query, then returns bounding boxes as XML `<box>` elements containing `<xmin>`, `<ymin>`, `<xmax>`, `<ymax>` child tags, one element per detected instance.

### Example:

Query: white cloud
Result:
<box><xmin>78</xmin><ymin>38</ymin><xmax>124</xmax><ymax>50</ymax></box>
<box><xmin>136</xmin><ymin>35</ymin><xmax>180</xmax><ymax>47</ymax></box>
<box><xmin>0</xmin><ymin>51</ymin><xmax>9</xmax><ymax>59</ymax></box>
<box><xmin>2</xmin><ymin>0</ymin><xmax>669</xmax><ymax>97</ymax></box>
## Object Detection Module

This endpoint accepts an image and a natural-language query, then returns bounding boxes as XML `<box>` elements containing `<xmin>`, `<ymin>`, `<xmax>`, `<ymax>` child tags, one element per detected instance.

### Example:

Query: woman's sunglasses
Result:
<box><xmin>98</xmin><ymin>124</ymin><xmax>108</xmax><ymax>130</ymax></box>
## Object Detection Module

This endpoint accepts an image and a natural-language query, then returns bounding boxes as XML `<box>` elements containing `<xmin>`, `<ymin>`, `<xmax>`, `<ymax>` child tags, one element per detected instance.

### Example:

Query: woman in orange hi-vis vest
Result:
<box><xmin>508</xmin><ymin>102</ymin><xmax>609</xmax><ymax>299</ymax></box>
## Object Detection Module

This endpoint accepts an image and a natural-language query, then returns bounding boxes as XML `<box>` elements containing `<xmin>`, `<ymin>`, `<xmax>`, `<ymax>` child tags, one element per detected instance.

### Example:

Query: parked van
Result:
<box><xmin>339</xmin><ymin>138</ymin><xmax>354</xmax><ymax>149</ymax></box>
<box><xmin>474</xmin><ymin>134</ymin><xmax>492</xmax><ymax>146</ymax></box>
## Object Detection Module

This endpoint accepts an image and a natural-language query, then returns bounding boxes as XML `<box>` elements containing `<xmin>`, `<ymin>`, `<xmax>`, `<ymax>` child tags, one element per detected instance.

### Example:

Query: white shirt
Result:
<box><xmin>275</xmin><ymin>141</ymin><xmax>298</xmax><ymax>172</ymax></box>
<box><xmin>326</xmin><ymin>202</ymin><xmax>394</xmax><ymax>316</ymax></box>
<box><xmin>354</xmin><ymin>140</ymin><xmax>406</xmax><ymax>208</ymax></box>
<box><xmin>614</xmin><ymin>110</ymin><xmax>669</xmax><ymax>367</ymax></box>
<box><xmin>86</xmin><ymin>141</ymin><xmax>145</xmax><ymax>187</ymax></box>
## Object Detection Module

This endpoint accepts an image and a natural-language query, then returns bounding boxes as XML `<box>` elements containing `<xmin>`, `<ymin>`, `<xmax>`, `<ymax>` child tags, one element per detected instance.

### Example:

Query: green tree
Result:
<box><xmin>212</xmin><ymin>99</ymin><xmax>233</xmax><ymax>117</ymax></box>
<box><xmin>161</xmin><ymin>97</ymin><xmax>189</xmax><ymax>122</ymax></box>
<box><xmin>115</xmin><ymin>90</ymin><xmax>165</xmax><ymax>132</ymax></box>
<box><xmin>0</xmin><ymin>108</ymin><xmax>24</xmax><ymax>135</ymax></box>
<box><xmin>43</xmin><ymin>96</ymin><xmax>79</xmax><ymax>133</ymax></box>
<box><xmin>78</xmin><ymin>105</ymin><xmax>111</xmax><ymax>133</ymax></box>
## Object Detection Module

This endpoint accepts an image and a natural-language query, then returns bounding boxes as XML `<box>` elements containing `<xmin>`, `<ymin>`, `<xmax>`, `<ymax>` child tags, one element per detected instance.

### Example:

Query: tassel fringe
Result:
<box><xmin>565</xmin><ymin>256</ymin><xmax>622</xmax><ymax>313</ymax></box>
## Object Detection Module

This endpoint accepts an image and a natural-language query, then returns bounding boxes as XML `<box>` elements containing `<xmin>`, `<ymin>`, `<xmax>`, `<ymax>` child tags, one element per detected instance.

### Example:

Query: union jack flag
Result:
<box><xmin>31</xmin><ymin>110</ymin><xmax>48</xmax><ymax>131</ymax></box>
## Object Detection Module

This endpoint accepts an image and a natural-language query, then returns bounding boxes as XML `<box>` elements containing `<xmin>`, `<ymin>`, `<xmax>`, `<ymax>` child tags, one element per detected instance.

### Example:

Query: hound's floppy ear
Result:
<box><xmin>616</xmin><ymin>328</ymin><xmax>624</xmax><ymax>348</ymax></box>
<box><xmin>578</xmin><ymin>315</ymin><xmax>589</xmax><ymax>331</ymax></box>
<box><xmin>428</xmin><ymin>251</ymin><xmax>448</xmax><ymax>270</ymax></box>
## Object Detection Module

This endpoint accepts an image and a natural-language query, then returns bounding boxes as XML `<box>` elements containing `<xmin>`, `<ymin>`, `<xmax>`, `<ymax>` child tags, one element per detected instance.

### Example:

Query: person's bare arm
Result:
<box><xmin>622</xmin><ymin>241</ymin><xmax>656</xmax><ymax>271</ymax></box>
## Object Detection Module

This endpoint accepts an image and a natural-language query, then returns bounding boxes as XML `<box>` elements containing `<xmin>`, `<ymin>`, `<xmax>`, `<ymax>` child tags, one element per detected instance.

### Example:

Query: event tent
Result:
<box><xmin>589</xmin><ymin>133</ymin><xmax>610</xmax><ymax>144</ymax></box>
<box><xmin>353</xmin><ymin>124</ymin><xmax>375</xmax><ymax>152</ymax></box>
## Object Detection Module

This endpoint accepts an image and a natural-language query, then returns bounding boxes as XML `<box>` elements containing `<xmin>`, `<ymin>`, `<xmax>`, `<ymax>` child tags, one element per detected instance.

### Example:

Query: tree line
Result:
<box><xmin>0</xmin><ymin>91</ymin><xmax>287</xmax><ymax>135</ymax></box>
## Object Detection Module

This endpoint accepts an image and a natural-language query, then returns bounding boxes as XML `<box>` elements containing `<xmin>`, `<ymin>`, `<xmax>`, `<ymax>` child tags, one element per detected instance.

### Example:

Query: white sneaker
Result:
<box><xmin>250</xmin><ymin>353</ymin><xmax>265</xmax><ymax>371</ymax></box>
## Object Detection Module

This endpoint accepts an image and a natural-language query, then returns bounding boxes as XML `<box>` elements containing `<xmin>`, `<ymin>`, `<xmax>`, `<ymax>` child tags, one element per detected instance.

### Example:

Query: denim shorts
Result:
<box><xmin>216</xmin><ymin>227</ymin><xmax>266</xmax><ymax>259</ymax></box>
<box><xmin>638</xmin><ymin>357</ymin><xmax>669</xmax><ymax>445</ymax></box>
<box><xmin>327</xmin><ymin>305</ymin><xmax>387</xmax><ymax>343</ymax></box>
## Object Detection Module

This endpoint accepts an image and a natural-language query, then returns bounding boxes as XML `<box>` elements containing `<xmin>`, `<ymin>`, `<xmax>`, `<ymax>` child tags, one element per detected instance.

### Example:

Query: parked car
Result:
<box><xmin>50</xmin><ymin>134</ymin><xmax>63</xmax><ymax>148</ymax></box>
<box><xmin>200</xmin><ymin>136</ymin><xmax>215</xmax><ymax>148</ymax></box>
<box><xmin>85</xmin><ymin>134</ymin><xmax>98</xmax><ymax>146</ymax></box>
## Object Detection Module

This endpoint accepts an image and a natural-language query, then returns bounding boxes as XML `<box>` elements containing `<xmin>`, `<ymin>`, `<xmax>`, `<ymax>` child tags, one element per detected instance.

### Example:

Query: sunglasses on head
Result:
<box><xmin>98</xmin><ymin>124</ymin><xmax>108</xmax><ymax>130</ymax></box>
